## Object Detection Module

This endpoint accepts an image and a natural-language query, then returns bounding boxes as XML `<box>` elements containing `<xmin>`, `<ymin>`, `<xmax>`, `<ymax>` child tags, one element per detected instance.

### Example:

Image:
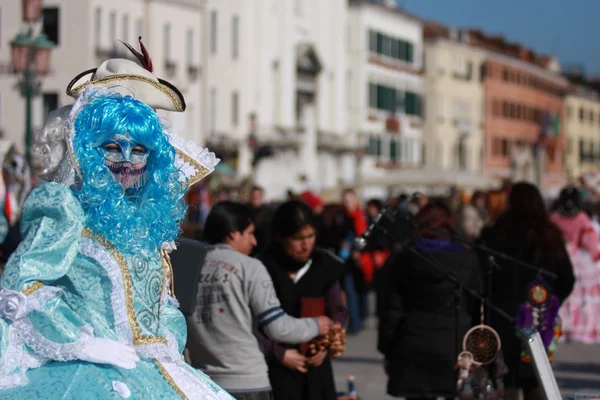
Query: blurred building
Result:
<box><xmin>563</xmin><ymin>75</ymin><xmax>600</xmax><ymax>182</ymax></box>
<box><xmin>0</xmin><ymin>0</ymin><xmax>204</xmax><ymax>153</ymax></box>
<box><xmin>469</xmin><ymin>30</ymin><xmax>569</xmax><ymax>193</ymax></box>
<box><xmin>347</xmin><ymin>0</ymin><xmax>425</xmax><ymax>199</ymax></box>
<box><xmin>422</xmin><ymin>23</ymin><xmax>494</xmax><ymax>191</ymax></box>
<box><xmin>204</xmin><ymin>0</ymin><xmax>352</xmax><ymax>200</ymax></box>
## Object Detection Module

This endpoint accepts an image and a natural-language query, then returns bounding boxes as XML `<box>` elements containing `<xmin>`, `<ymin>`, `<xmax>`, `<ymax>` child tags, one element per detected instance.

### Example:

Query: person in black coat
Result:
<box><xmin>378</xmin><ymin>202</ymin><xmax>483</xmax><ymax>400</ymax></box>
<box><xmin>477</xmin><ymin>182</ymin><xmax>575</xmax><ymax>400</ymax></box>
<box><xmin>259</xmin><ymin>201</ymin><xmax>348</xmax><ymax>400</ymax></box>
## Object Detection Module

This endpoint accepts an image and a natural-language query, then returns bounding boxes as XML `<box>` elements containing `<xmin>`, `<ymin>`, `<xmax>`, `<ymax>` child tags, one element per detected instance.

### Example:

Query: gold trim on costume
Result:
<box><xmin>176</xmin><ymin>150</ymin><xmax>211</xmax><ymax>186</ymax></box>
<box><xmin>23</xmin><ymin>281</ymin><xmax>44</xmax><ymax>296</ymax></box>
<box><xmin>161</xmin><ymin>250</ymin><xmax>175</xmax><ymax>297</ymax></box>
<box><xmin>83</xmin><ymin>228</ymin><xmax>166</xmax><ymax>345</ymax></box>
<box><xmin>67</xmin><ymin>74</ymin><xmax>184</xmax><ymax>112</ymax></box>
<box><xmin>154</xmin><ymin>359</ymin><xmax>187</xmax><ymax>399</ymax></box>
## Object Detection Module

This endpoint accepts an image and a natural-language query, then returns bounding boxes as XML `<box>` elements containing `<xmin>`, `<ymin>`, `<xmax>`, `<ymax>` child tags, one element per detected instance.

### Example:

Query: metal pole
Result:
<box><xmin>24</xmin><ymin>69</ymin><xmax>33</xmax><ymax>168</ymax></box>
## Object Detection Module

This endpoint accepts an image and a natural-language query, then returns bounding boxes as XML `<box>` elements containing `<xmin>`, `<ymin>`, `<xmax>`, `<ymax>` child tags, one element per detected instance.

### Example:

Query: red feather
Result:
<box><xmin>119</xmin><ymin>37</ymin><xmax>154</xmax><ymax>73</ymax></box>
<box><xmin>138</xmin><ymin>37</ymin><xmax>154</xmax><ymax>73</ymax></box>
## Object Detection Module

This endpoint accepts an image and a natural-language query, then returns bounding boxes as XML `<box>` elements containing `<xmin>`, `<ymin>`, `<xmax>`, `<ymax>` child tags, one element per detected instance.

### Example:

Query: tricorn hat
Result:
<box><xmin>65</xmin><ymin>37</ymin><xmax>185</xmax><ymax>112</ymax></box>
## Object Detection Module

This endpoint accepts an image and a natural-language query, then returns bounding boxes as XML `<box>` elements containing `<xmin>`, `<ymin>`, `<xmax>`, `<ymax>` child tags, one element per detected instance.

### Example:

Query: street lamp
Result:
<box><xmin>10</xmin><ymin>0</ymin><xmax>55</xmax><ymax>168</ymax></box>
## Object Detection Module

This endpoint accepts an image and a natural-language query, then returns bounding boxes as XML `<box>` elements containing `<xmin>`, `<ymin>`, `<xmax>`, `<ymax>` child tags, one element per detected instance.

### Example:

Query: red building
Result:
<box><xmin>471</xmin><ymin>31</ymin><xmax>569</xmax><ymax>190</ymax></box>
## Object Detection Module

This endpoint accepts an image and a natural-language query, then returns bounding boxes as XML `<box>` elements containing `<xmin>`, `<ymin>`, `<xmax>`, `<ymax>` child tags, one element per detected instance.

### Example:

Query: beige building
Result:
<box><xmin>0</xmin><ymin>0</ymin><xmax>205</xmax><ymax>155</ymax></box>
<box><xmin>422</xmin><ymin>27</ymin><xmax>495</xmax><ymax>190</ymax></box>
<box><xmin>564</xmin><ymin>86</ymin><xmax>600</xmax><ymax>182</ymax></box>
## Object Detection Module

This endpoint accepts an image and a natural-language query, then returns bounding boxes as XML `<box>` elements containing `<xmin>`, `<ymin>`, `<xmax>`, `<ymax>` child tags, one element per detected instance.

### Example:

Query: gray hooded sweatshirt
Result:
<box><xmin>186</xmin><ymin>244</ymin><xmax>319</xmax><ymax>393</ymax></box>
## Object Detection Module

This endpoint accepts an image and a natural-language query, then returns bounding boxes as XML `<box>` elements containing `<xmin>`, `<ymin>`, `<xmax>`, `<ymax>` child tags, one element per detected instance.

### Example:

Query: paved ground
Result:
<box><xmin>332</xmin><ymin>318</ymin><xmax>600</xmax><ymax>399</ymax></box>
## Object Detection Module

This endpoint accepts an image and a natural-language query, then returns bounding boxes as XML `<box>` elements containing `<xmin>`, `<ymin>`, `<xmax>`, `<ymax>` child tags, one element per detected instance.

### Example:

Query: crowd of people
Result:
<box><xmin>0</xmin><ymin>38</ymin><xmax>598</xmax><ymax>400</ymax></box>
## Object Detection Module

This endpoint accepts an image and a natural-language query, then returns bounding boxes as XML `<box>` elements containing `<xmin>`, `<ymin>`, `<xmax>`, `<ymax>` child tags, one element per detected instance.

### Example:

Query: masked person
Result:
<box><xmin>0</xmin><ymin>39</ymin><xmax>233</xmax><ymax>399</ymax></box>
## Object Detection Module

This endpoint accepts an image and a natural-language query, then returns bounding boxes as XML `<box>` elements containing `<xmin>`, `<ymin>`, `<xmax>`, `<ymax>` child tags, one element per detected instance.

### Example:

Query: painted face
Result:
<box><xmin>98</xmin><ymin>134</ymin><xmax>149</xmax><ymax>189</ymax></box>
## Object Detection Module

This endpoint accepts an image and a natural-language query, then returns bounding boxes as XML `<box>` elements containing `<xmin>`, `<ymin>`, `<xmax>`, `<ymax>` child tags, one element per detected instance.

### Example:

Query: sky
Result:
<box><xmin>397</xmin><ymin>0</ymin><xmax>600</xmax><ymax>75</ymax></box>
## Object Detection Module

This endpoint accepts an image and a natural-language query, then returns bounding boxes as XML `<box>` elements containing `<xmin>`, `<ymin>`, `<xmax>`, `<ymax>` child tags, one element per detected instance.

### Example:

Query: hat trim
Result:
<box><xmin>67</xmin><ymin>72</ymin><xmax>184</xmax><ymax>112</ymax></box>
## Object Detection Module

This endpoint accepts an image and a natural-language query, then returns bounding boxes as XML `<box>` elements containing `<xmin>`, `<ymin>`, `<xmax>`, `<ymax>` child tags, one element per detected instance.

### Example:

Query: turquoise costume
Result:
<box><xmin>0</xmin><ymin>183</ymin><xmax>229</xmax><ymax>399</ymax></box>
<box><xmin>0</xmin><ymin>41</ymin><xmax>232</xmax><ymax>399</ymax></box>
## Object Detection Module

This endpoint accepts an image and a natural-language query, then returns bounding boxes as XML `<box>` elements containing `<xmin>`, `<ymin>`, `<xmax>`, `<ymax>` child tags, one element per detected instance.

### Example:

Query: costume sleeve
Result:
<box><xmin>248</xmin><ymin>260</ymin><xmax>319</xmax><ymax>344</ymax></box>
<box><xmin>0</xmin><ymin>183</ymin><xmax>90</xmax><ymax>384</ymax></box>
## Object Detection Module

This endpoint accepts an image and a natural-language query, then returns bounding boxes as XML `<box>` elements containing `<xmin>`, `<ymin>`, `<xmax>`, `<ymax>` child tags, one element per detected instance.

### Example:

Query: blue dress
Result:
<box><xmin>0</xmin><ymin>183</ymin><xmax>233</xmax><ymax>399</ymax></box>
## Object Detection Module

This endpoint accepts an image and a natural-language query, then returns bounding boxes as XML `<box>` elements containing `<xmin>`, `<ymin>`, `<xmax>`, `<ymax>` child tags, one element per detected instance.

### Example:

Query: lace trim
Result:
<box><xmin>26</xmin><ymin>286</ymin><xmax>63</xmax><ymax>314</ymax></box>
<box><xmin>158</xmin><ymin>361</ymin><xmax>233</xmax><ymax>400</ymax></box>
<box><xmin>168</xmin><ymin>132</ymin><xmax>220</xmax><ymax>170</ymax></box>
<box><xmin>135</xmin><ymin>331</ymin><xmax>180</xmax><ymax>362</ymax></box>
<box><xmin>80</xmin><ymin>237</ymin><xmax>133</xmax><ymax>344</ymax></box>
<box><xmin>14</xmin><ymin>318</ymin><xmax>92</xmax><ymax>362</ymax></box>
<box><xmin>168</xmin><ymin>132</ymin><xmax>219</xmax><ymax>185</ymax></box>
<box><xmin>0</xmin><ymin>323</ymin><xmax>46</xmax><ymax>389</ymax></box>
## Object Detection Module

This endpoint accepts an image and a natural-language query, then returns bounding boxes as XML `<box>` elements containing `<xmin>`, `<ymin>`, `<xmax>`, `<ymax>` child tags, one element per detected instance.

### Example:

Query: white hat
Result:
<box><xmin>65</xmin><ymin>38</ymin><xmax>185</xmax><ymax>112</ymax></box>
<box><xmin>58</xmin><ymin>38</ymin><xmax>217</xmax><ymax>186</ymax></box>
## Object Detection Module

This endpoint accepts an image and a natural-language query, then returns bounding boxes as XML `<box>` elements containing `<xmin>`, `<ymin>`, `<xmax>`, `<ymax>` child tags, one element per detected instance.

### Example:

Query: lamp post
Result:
<box><xmin>10</xmin><ymin>0</ymin><xmax>55</xmax><ymax>168</ymax></box>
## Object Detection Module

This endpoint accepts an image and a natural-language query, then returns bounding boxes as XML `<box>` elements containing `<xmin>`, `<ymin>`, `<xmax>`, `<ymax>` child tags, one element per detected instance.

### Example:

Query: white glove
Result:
<box><xmin>78</xmin><ymin>337</ymin><xmax>139</xmax><ymax>369</ymax></box>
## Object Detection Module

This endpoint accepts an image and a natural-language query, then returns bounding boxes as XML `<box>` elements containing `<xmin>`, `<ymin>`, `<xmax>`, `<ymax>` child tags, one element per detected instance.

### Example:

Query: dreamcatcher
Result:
<box><xmin>456</xmin><ymin>302</ymin><xmax>505</xmax><ymax>399</ymax></box>
<box><xmin>515</xmin><ymin>273</ymin><xmax>561</xmax><ymax>363</ymax></box>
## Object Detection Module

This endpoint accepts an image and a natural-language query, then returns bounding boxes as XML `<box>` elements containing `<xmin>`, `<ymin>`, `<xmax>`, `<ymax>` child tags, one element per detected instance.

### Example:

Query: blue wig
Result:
<box><xmin>72</xmin><ymin>92</ymin><xmax>187</xmax><ymax>257</ymax></box>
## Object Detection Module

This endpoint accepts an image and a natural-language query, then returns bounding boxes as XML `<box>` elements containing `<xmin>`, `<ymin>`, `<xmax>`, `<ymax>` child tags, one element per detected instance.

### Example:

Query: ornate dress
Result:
<box><xmin>0</xmin><ymin>184</ymin><xmax>232</xmax><ymax>399</ymax></box>
<box><xmin>551</xmin><ymin>210</ymin><xmax>600</xmax><ymax>343</ymax></box>
<box><xmin>0</xmin><ymin>42</ymin><xmax>233</xmax><ymax>399</ymax></box>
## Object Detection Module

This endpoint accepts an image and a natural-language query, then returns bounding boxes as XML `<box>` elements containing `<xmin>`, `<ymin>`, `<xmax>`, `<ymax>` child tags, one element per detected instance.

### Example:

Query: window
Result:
<box><xmin>579</xmin><ymin>138</ymin><xmax>586</xmax><ymax>162</ymax></box>
<box><xmin>590</xmin><ymin>111</ymin><xmax>595</xmax><ymax>122</ymax></box>
<box><xmin>368</xmin><ymin>30</ymin><xmax>377</xmax><ymax>53</ymax></box>
<box><xmin>503</xmin><ymin>68</ymin><xmax>509</xmax><ymax>81</ymax></box>
<box><xmin>501</xmin><ymin>138</ymin><xmax>509</xmax><ymax>157</ymax></box>
<box><xmin>210</xmin><ymin>10</ymin><xmax>218</xmax><ymax>54</ymax></box>
<box><xmin>136</xmin><ymin>19</ymin><xmax>144</xmax><ymax>38</ymax></box>
<box><xmin>232</xmin><ymin>15</ymin><xmax>239</xmax><ymax>59</ymax></box>
<box><xmin>580</xmin><ymin>108</ymin><xmax>585</xmax><ymax>121</ymax></box>
<box><xmin>42</xmin><ymin>7</ymin><xmax>60</xmax><ymax>45</ymax></box>
<box><xmin>210</xmin><ymin>88</ymin><xmax>217</xmax><ymax>132</ymax></box>
<box><xmin>368</xmin><ymin>137</ymin><xmax>382</xmax><ymax>156</ymax></box>
<box><xmin>186</xmin><ymin>29</ymin><xmax>194</xmax><ymax>65</ymax></box>
<box><xmin>164</xmin><ymin>23</ymin><xmax>171</xmax><ymax>61</ymax></box>
<box><xmin>231</xmin><ymin>91</ymin><xmax>239</xmax><ymax>126</ymax></box>
<box><xmin>95</xmin><ymin>8</ymin><xmax>102</xmax><ymax>47</ymax></box>
<box><xmin>122</xmin><ymin>15</ymin><xmax>129</xmax><ymax>44</ymax></box>
<box><xmin>480</xmin><ymin>63</ymin><xmax>487</xmax><ymax>82</ymax></box>
<box><xmin>43</xmin><ymin>93</ymin><xmax>59</xmax><ymax>121</ymax></box>
<box><xmin>390</xmin><ymin>140</ymin><xmax>398</xmax><ymax>162</ymax></box>
<box><xmin>109</xmin><ymin>11</ymin><xmax>116</xmax><ymax>48</ymax></box>
<box><xmin>404</xmin><ymin>91</ymin><xmax>422</xmax><ymax>116</ymax></box>
<box><xmin>370</xmin><ymin>30</ymin><xmax>414</xmax><ymax>63</ymax></box>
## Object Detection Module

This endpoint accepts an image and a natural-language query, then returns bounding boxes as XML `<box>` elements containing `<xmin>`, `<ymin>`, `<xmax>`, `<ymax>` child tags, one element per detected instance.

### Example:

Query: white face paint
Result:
<box><xmin>98</xmin><ymin>134</ymin><xmax>150</xmax><ymax>189</ymax></box>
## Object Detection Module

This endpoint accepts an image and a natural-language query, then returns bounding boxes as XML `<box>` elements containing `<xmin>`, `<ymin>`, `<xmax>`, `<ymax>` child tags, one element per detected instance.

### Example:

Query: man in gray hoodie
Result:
<box><xmin>186</xmin><ymin>201</ymin><xmax>331</xmax><ymax>400</ymax></box>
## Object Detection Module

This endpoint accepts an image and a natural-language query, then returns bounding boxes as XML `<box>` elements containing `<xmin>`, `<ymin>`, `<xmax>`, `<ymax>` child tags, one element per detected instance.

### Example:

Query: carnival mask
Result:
<box><xmin>98</xmin><ymin>134</ymin><xmax>149</xmax><ymax>189</ymax></box>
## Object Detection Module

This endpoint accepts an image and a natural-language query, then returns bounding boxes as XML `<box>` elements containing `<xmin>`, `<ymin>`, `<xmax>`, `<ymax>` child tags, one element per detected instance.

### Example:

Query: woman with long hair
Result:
<box><xmin>478</xmin><ymin>182</ymin><xmax>575</xmax><ymax>400</ymax></box>
<box><xmin>259</xmin><ymin>201</ymin><xmax>347</xmax><ymax>400</ymax></box>
<box><xmin>378</xmin><ymin>202</ymin><xmax>483</xmax><ymax>400</ymax></box>
<box><xmin>550</xmin><ymin>186</ymin><xmax>600</xmax><ymax>343</ymax></box>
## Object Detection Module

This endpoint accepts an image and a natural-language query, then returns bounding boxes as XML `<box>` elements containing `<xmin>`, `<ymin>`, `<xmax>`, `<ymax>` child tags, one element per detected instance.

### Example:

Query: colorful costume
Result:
<box><xmin>551</xmin><ymin>192</ymin><xmax>600</xmax><ymax>343</ymax></box>
<box><xmin>0</xmin><ymin>40</ymin><xmax>233</xmax><ymax>399</ymax></box>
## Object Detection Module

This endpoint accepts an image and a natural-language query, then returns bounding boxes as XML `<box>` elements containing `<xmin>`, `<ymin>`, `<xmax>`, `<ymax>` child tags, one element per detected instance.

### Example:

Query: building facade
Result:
<box><xmin>0</xmin><ymin>0</ymin><xmax>204</xmax><ymax>155</ymax></box>
<box><xmin>422</xmin><ymin>24</ymin><xmax>493</xmax><ymax>191</ymax></box>
<box><xmin>471</xmin><ymin>32</ymin><xmax>569</xmax><ymax>193</ymax></box>
<box><xmin>205</xmin><ymin>0</ymin><xmax>351</xmax><ymax>200</ymax></box>
<box><xmin>564</xmin><ymin>85</ymin><xmax>600</xmax><ymax>182</ymax></box>
<box><xmin>348</xmin><ymin>0</ymin><xmax>424</xmax><ymax>199</ymax></box>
